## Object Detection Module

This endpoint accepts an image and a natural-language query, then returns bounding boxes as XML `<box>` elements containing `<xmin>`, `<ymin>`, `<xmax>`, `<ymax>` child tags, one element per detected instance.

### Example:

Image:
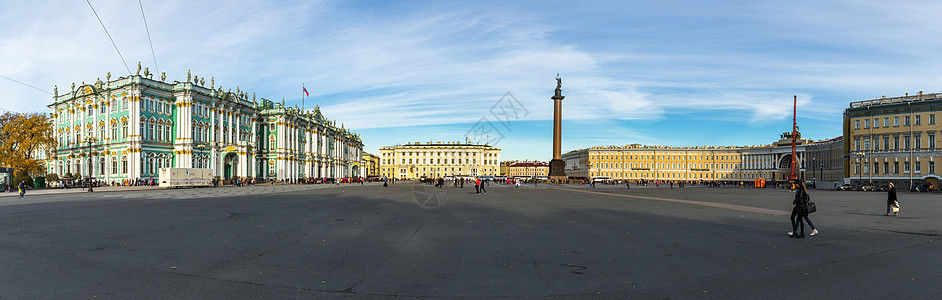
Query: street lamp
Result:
<box><xmin>855</xmin><ymin>152</ymin><xmax>865</xmax><ymax>188</ymax></box>
<box><xmin>812</xmin><ymin>157</ymin><xmax>816</xmax><ymax>188</ymax></box>
<box><xmin>84</xmin><ymin>136</ymin><xmax>98</xmax><ymax>191</ymax></box>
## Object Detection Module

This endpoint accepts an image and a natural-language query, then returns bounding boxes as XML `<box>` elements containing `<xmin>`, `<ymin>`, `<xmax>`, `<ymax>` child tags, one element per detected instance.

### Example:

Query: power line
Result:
<box><xmin>0</xmin><ymin>74</ymin><xmax>52</xmax><ymax>95</ymax></box>
<box><xmin>86</xmin><ymin>0</ymin><xmax>132</xmax><ymax>75</ymax></box>
<box><xmin>139</xmin><ymin>0</ymin><xmax>159</xmax><ymax>76</ymax></box>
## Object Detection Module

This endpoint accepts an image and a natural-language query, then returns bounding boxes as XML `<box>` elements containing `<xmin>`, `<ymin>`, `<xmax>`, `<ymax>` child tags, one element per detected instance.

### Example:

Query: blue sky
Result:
<box><xmin>3</xmin><ymin>1</ymin><xmax>942</xmax><ymax>161</ymax></box>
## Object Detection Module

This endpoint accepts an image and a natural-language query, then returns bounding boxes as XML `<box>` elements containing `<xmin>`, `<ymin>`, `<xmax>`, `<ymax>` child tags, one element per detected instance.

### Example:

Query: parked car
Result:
<box><xmin>877</xmin><ymin>184</ymin><xmax>891</xmax><ymax>192</ymax></box>
<box><xmin>858</xmin><ymin>183</ymin><xmax>875</xmax><ymax>191</ymax></box>
<box><xmin>837</xmin><ymin>184</ymin><xmax>853</xmax><ymax>191</ymax></box>
<box><xmin>911</xmin><ymin>181</ymin><xmax>932</xmax><ymax>192</ymax></box>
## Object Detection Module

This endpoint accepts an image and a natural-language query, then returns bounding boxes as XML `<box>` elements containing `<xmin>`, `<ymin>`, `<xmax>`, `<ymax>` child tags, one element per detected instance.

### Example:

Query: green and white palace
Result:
<box><xmin>47</xmin><ymin>69</ymin><xmax>364</xmax><ymax>183</ymax></box>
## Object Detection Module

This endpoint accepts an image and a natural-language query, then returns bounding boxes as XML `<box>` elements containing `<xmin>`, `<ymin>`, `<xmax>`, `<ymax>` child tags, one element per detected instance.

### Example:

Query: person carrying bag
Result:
<box><xmin>885</xmin><ymin>183</ymin><xmax>899</xmax><ymax>216</ymax></box>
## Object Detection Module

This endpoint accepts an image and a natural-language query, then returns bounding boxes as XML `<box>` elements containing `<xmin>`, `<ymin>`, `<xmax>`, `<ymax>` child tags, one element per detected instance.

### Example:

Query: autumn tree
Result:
<box><xmin>0</xmin><ymin>112</ymin><xmax>57</xmax><ymax>181</ymax></box>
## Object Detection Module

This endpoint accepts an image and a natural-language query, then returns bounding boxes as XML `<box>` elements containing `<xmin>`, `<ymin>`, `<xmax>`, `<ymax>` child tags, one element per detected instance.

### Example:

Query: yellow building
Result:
<box><xmin>499</xmin><ymin>160</ymin><xmax>517</xmax><ymax>176</ymax></box>
<box><xmin>362</xmin><ymin>152</ymin><xmax>380</xmax><ymax>177</ymax></box>
<box><xmin>379</xmin><ymin>142</ymin><xmax>500</xmax><ymax>180</ymax></box>
<box><xmin>561</xmin><ymin>137</ymin><xmax>844</xmax><ymax>186</ymax></box>
<box><xmin>844</xmin><ymin>92</ymin><xmax>942</xmax><ymax>189</ymax></box>
<box><xmin>508</xmin><ymin>161</ymin><xmax>549</xmax><ymax>178</ymax></box>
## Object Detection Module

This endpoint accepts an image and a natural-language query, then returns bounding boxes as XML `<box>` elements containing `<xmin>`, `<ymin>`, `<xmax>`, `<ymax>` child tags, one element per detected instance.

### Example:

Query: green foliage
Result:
<box><xmin>13</xmin><ymin>170</ymin><xmax>33</xmax><ymax>188</ymax></box>
<box><xmin>45</xmin><ymin>173</ymin><xmax>59</xmax><ymax>183</ymax></box>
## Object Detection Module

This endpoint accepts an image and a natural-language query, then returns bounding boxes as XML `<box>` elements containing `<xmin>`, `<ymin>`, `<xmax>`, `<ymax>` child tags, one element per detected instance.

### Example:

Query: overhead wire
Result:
<box><xmin>86</xmin><ymin>0</ymin><xmax>132</xmax><ymax>75</ymax></box>
<box><xmin>139</xmin><ymin>0</ymin><xmax>159</xmax><ymax>76</ymax></box>
<box><xmin>0</xmin><ymin>74</ymin><xmax>53</xmax><ymax>95</ymax></box>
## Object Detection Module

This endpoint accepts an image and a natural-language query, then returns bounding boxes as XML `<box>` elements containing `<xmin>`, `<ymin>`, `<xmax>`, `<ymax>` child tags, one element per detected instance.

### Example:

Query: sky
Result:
<box><xmin>3</xmin><ymin>0</ymin><xmax>942</xmax><ymax>161</ymax></box>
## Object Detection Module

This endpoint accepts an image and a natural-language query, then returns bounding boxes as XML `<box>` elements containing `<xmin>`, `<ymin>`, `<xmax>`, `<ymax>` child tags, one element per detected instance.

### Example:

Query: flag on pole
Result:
<box><xmin>303</xmin><ymin>86</ymin><xmax>309</xmax><ymax>97</ymax></box>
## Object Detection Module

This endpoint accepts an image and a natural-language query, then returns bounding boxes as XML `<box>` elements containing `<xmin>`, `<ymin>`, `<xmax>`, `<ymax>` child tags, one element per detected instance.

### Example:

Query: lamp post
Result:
<box><xmin>855</xmin><ymin>152</ymin><xmax>865</xmax><ymax>188</ymax></box>
<box><xmin>84</xmin><ymin>136</ymin><xmax>98</xmax><ymax>192</ymax></box>
<box><xmin>812</xmin><ymin>157</ymin><xmax>816</xmax><ymax>188</ymax></box>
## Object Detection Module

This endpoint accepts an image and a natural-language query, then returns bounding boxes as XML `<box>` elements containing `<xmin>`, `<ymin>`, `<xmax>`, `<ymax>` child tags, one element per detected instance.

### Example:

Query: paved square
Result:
<box><xmin>1</xmin><ymin>183</ymin><xmax>940</xmax><ymax>298</ymax></box>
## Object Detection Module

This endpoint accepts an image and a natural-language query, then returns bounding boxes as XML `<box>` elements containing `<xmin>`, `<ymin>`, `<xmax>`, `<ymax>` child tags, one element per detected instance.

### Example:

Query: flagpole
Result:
<box><xmin>302</xmin><ymin>83</ymin><xmax>305</xmax><ymax>111</ymax></box>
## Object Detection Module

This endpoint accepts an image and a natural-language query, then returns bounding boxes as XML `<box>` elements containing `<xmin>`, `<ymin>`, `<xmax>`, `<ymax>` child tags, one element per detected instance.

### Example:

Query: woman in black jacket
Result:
<box><xmin>788</xmin><ymin>179</ymin><xmax>809</xmax><ymax>238</ymax></box>
<box><xmin>885</xmin><ymin>183</ymin><xmax>899</xmax><ymax>216</ymax></box>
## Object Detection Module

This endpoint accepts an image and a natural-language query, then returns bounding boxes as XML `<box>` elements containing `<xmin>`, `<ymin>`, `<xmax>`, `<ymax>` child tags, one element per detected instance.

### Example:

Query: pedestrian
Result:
<box><xmin>788</xmin><ymin>179</ymin><xmax>810</xmax><ymax>238</ymax></box>
<box><xmin>515</xmin><ymin>179</ymin><xmax>520</xmax><ymax>188</ymax></box>
<box><xmin>18</xmin><ymin>181</ymin><xmax>26</xmax><ymax>199</ymax></box>
<box><xmin>480</xmin><ymin>178</ymin><xmax>487</xmax><ymax>194</ymax></box>
<box><xmin>475</xmin><ymin>178</ymin><xmax>481</xmax><ymax>194</ymax></box>
<box><xmin>885</xmin><ymin>183</ymin><xmax>899</xmax><ymax>216</ymax></box>
<box><xmin>670</xmin><ymin>182</ymin><xmax>673</xmax><ymax>189</ymax></box>
<box><xmin>383</xmin><ymin>179</ymin><xmax>388</xmax><ymax>188</ymax></box>
<box><xmin>788</xmin><ymin>180</ymin><xmax>818</xmax><ymax>237</ymax></box>
<box><xmin>626</xmin><ymin>180</ymin><xmax>630</xmax><ymax>189</ymax></box>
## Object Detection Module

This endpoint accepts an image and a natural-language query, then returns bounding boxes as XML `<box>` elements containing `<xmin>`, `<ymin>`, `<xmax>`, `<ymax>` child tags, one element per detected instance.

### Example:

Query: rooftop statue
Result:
<box><xmin>54</xmin><ymin>85</ymin><xmax>58</xmax><ymax>96</ymax></box>
<box><xmin>106</xmin><ymin>72</ymin><xmax>111</xmax><ymax>81</ymax></box>
<box><xmin>136</xmin><ymin>62</ymin><xmax>141</xmax><ymax>75</ymax></box>
<box><xmin>161</xmin><ymin>72</ymin><xmax>166</xmax><ymax>82</ymax></box>
<box><xmin>187</xmin><ymin>70</ymin><xmax>191</xmax><ymax>82</ymax></box>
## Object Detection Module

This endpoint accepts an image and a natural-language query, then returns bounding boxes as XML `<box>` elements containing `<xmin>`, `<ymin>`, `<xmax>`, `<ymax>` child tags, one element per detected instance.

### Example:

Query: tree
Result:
<box><xmin>0</xmin><ymin>112</ymin><xmax>57</xmax><ymax>178</ymax></box>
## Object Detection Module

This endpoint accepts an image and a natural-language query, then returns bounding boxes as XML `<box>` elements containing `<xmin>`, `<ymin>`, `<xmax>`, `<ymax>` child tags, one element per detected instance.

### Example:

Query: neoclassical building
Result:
<box><xmin>379</xmin><ymin>142</ymin><xmax>500</xmax><ymax>179</ymax></box>
<box><xmin>47</xmin><ymin>70</ymin><xmax>363</xmax><ymax>183</ymax></box>
<box><xmin>844</xmin><ymin>91</ymin><xmax>942</xmax><ymax>188</ymax></box>
<box><xmin>562</xmin><ymin>136</ymin><xmax>843</xmax><ymax>186</ymax></box>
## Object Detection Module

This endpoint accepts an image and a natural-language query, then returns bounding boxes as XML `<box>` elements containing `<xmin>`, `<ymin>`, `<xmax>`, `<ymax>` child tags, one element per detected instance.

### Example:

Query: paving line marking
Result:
<box><xmin>553</xmin><ymin>187</ymin><xmax>790</xmax><ymax>216</ymax></box>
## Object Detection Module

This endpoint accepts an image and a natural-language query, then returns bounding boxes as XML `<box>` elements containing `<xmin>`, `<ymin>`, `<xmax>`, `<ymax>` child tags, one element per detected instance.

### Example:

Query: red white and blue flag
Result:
<box><xmin>303</xmin><ymin>86</ymin><xmax>309</xmax><ymax>97</ymax></box>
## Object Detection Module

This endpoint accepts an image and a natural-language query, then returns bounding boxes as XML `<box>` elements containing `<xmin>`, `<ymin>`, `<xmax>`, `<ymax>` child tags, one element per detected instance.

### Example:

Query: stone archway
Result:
<box><xmin>223</xmin><ymin>152</ymin><xmax>238</xmax><ymax>180</ymax></box>
<box><xmin>924</xmin><ymin>175</ymin><xmax>940</xmax><ymax>191</ymax></box>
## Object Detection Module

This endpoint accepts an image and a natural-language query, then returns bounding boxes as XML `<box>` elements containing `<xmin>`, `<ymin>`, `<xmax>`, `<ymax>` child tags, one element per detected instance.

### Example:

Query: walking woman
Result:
<box><xmin>788</xmin><ymin>179</ymin><xmax>810</xmax><ymax>238</ymax></box>
<box><xmin>885</xmin><ymin>183</ymin><xmax>899</xmax><ymax>216</ymax></box>
<box><xmin>788</xmin><ymin>180</ymin><xmax>818</xmax><ymax>237</ymax></box>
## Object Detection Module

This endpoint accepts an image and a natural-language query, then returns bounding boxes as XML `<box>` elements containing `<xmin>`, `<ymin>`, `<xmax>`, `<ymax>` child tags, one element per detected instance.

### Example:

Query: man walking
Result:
<box><xmin>18</xmin><ymin>181</ymin><xmax>26</xmax><ymax>199</ymax></box>
<box><xmin>475</xmin><ymin>178</ymin><xmax>481</xmax><ymax>194</ymax></box>
<box><xmin>479</xmin><ymin>178</ymin><xmax>487</xmax><ymax>194</ymax></box>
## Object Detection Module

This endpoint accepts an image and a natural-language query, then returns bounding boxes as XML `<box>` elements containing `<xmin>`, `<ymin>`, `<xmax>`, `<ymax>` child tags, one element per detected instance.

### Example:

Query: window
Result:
<box><xmin>111</xmin><ymin>122</ymin><xmax>118</xmax><ymax>139</ymax></box>
<box><xmin>884</xmin><ymin>135</ymin><xmax>890</xmax><ymax>150</ymax></box>
<box><xmin>905</xmin><ymin>116</ymin><xmax>910</xmax><ymax>126</ymax></box>
<box><xmin>894</xmin><ymin>136</ymin><xmax>900</xmax><ymax>149</ymax></box>
<box><xmin>864</xmin><ymin>119</ymin><xmax>869</xmax><ymax>129</ymax></box>
<box><xmin>863</xmin><ymin>137</ymin><xmax>870</xmax><ymax>150</ymax></box>
<box><xmin>904</xmin><ymin>135</ymin><xmax>911</xmax><ymax>150</ymax></box>
<box><xmin>915</xmin><ymin>134</ymin><xmax>921</xmax><ymax>149</ymax></box>
<box><xmin>931</xmin><ymin>114</ymin><xmax>936</xmax><ymax>125</ymax></box>
<box><xmin>884</xmin><ymin>162</ymin><xmax>889</xmax><ymax>174</ymax></box>
<box><xmin>99</xmin><ymin>126</ymin><xmax>104</xmax><ymax>140</ymax></box>
<box><xmin>894</xmin><ymin>117</ymin><xmax>900</xmax><ymax>126</ymax></box>
<box><xmin>873</xmin><ymin>162</ymin><xmax>879</xmax><ymax>174</ymax></box>
<box><xmin>875</xmin><ymin>118</ymin><xmax>880</xmax><ymax>128</ymax></box>
<box><xmin>148</xmin><ymin>120</ymin><xmax>155</xmax><ymax>141</ymax></box>
<box><xmin>931</xmin><ymin>161</ymin><xmax>935</xmax><ymax>174</ymax></box>
<box><xmin>100</xmin><ymin>104</ymin><xmax>106</xmax><ymax>114</ymax></box>
<box><xmin>111</xmin><ymin>156</ymin><xmax>118</xmax><ymax>174</ymax></box>
<box><xmin>88</xmin><ymin>105</ymin><xmax>93</xmax><ymax>116</ymax></box>
<box><xmin>916</xmin><ymin>161</ymin><xmax>921</xmax><ymax>173</ymax></box>
<box><xmin>854</xmin><ymin>138</ymin><xmax>860</xmax><ymax>151</ymax></box>
<box><xmin>894</xmin><ymin>162</ymin><xmax>900</xmax><ymax>174</ymax></box>
<box><xmin>122</xmin><ymin>120</ymin><xmax>128</xmax><ymax>139</ymax></box>
<box><xmin>905</xmin><ymin>161</ymin><xmax>911</xmax><ymax>173</ymax></box>
<box><xmin>915</xmin><ymin>115</ymin><xmax>921</xmax><ymax>125</ymax></box>
<box><xmin>884</xmin><ymin>117</ymin><xmax>889</xmax><ymax>127</ymax></box>
<box><xmin>930</xmin><ymin>134</ymin><xmax>936</xmax><ymax>150</ymax></box>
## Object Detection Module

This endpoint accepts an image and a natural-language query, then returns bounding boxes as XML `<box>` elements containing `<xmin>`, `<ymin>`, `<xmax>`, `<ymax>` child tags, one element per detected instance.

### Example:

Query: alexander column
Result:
<box><xmin>549</xmin><ymin>74</ymin><xmax>567</xmax><ymax>182</ymax></box>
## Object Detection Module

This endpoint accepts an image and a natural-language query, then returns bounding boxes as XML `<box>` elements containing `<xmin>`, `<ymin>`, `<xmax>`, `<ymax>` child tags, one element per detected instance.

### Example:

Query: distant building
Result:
<box><xmin>562</xmin><ymin>136</ymin><xmax>843</xmax><ymax>186</ymax></box>
<box><xmin>844</xmin><ymin>92</ymin><xmax>942</xmax><ymax>188</ymax></box>
<box><xmin>508</xmin><ymin>161</ymin><xmax>549</xmax><ymax>178</ymax></box>
<box><xmin>362</xmin><ymin>152</ymin><xmax>380</xmax><ymax>177</ymax></box>
<box><xmin>499</xmin><ymin>160</ymin><xmax>517</xmax><ymax>176</ymax></box>
<box><xmin>379</xmin><ymin>142</ymin><xmax>500</xmax><ymax>179</ymax></box>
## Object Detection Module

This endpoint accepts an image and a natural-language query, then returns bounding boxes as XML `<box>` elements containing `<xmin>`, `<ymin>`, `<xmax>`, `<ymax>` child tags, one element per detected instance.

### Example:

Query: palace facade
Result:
<box><xmin>507</xmin><ymin>161</ymin><xmax>549</xmax><ymax>178</ymax></box>
<box><xmin>844</xmin><ymin>92</ymin><xmax>942</xmax><ymax>188</ymax></box>
<box><xmin>47</xmin><ymin>71</ymin><xmax>363</xmax><ymax>183</ymax></box>
<box><xmin>562</xmin><ymin>136</ymin><xmax>843</xmax><ymax>186</ymax></box>
<box><xmin>379</xmin><ymin>142</ymin><xmax>500</xmax><ymax>179</ymax></box>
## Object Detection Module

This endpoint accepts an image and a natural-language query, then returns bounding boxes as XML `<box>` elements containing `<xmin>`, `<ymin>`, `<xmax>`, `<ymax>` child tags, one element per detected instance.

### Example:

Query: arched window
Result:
<box><xmin>157</xmin><ymin>158</ymin><xmax>163</xmax><ymax>172</ymax></box>
<box><xmin>111</xmin><ymin>156</ymin><xmax>118</xmax><ymax>174</ymax></box>
<box><xmin>111</xmin><ymin>121</ymin><xmax>118</xmax><ymax>139</ymax></box>
<box><xmin>166</xmin><ymin>121</ymin><xmax>172</xmax><ymax>143</ymax></box>
<box><xmin>148</xmin><ymin>119</ymin><xmax>155</xmax><ymax>141</ymax></box>
<box><xmin>122</xmin><ymin>119</ymin><xmax>128</xmax><ymax>139</ymax></box>
<box><xmin>156</xmin><ymin>121</ymin><xmax>163</xmax><ymax>142</ymax></box>
<box><xmin>99</xmin><ymin>157</ymin><xmax>105</xmax><ymax>176</ymax></box>
<box><xmin>121</xmin><ymin>155</ymin><xmax>128</xmax><ymax>174</ymax></box>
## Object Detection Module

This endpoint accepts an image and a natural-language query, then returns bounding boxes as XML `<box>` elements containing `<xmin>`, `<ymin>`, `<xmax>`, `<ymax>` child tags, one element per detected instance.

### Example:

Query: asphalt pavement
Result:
<box><xmin>0</xmin><ymin>182</ymin><xmax>940</xmax><ymax>299</ymax></box>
